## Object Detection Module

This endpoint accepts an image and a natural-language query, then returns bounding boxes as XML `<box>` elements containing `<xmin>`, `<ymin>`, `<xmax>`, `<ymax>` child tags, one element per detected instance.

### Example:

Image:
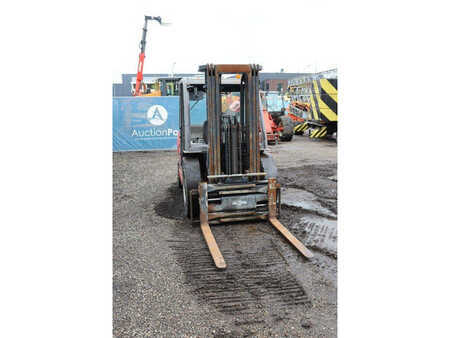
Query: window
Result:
<box><xmin>189</xmin><ymin>89</ymin><xmax>207</xmax><ymax>127</ymax></box>
<box><xmin>277</xmin><ymin>83</ymin><xmax>283</xmax><ymax>92</ymax></box>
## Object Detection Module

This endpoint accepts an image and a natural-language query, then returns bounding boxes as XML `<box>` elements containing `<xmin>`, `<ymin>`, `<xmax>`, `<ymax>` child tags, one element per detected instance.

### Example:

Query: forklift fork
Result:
<box><xmin>199</xmin><ymin>182</ymin><xmax>226</xmax><ymax>269</ymax></box>
<box><xmin>267</xmin><ymin>179</ymin><xmax>314</xmax><ymax>259</ymax></box>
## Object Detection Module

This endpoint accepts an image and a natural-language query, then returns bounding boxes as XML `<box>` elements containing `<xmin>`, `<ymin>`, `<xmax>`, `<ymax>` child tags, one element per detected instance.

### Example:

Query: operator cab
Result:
<box><xmin>261</xmin><ymin>91</ymin><xmax>287</xmax><ymax>117</ymax></box>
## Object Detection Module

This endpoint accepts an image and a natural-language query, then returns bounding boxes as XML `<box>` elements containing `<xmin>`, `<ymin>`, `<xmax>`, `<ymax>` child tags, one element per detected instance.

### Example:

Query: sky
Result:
<box><xmin>111</xmin><ymin>0</ymin><xmax>339</xmax><ymax>83</ymax></box>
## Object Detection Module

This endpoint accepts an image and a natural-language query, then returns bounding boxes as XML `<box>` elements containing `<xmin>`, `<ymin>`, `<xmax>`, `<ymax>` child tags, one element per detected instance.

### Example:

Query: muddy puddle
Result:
<box><xmin>153</xmin><ymin>183</ymin><xmax>184</xmax><ymax>220</ymax></box>
<box><xmin>282</xmin><ymin>187</ymin><xmax>337</xmax><ymax>219</ymax></box>
<box><xmin>278</xmin><ymin>164</ymin><xmax>337</xmax><ymax>200</ymax></box>
<box><xmin>277</xmin><ymin>164</ymin><xmax>338</xmax><ymax>259</ymax></box>
<box><xmin>295</xmin><ymin>215</ymin><xmax>337</xmax><ymax>258</ymax></box>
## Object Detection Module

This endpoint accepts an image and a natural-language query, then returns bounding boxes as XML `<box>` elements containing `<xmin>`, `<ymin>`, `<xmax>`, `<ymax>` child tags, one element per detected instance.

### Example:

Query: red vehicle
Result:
<box><xmin>286</xmin><ymin>101</ymin><xmax>307</xmax><ymax>125</ymax></box>
<box><xmin>260</xmin><ymin>91</ymin><xmax>294</xmax><ymax>144</ymax></box>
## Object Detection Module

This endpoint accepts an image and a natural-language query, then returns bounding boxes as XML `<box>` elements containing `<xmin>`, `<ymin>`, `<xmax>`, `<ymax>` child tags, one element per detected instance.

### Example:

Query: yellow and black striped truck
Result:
<box><xmin>288</xmin><ymin>70</ymin><xmax>337</xmax><ymax>139</ymax></box>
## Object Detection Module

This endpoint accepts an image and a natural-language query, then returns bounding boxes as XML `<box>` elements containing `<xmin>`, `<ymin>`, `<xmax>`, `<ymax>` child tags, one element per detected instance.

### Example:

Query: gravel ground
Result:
<box><xmin>113</xmin><ymin>135</ymin><xmax>337</xmax><ymax>337</ymax></box>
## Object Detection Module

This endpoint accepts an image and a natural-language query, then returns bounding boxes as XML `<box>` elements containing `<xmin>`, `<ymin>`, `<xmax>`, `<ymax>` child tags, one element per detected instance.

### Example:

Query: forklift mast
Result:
<box><xmin>199</xmin><ymin>64</ymin><xmax>262</xmax><ymax>181</ymax></box>
<box><xmin>181</xmin><ymin>64</ymin><xmax>314</xmax><ymax>269</ymax></box>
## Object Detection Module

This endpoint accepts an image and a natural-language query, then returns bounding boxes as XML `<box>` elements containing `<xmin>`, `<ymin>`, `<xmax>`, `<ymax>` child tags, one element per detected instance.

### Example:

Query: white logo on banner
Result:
<box><xmin>147</xmin><ymin>105</ymin><xmax>168</xmax><ymax>126</ymax></box>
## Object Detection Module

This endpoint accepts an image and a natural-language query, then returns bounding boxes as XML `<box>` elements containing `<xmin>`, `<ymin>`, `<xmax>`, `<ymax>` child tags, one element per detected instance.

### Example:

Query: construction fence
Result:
<box><xmin>113</xmin><ymin>97</ymin><xmax>179</xmax><ymax>152</ymax></box>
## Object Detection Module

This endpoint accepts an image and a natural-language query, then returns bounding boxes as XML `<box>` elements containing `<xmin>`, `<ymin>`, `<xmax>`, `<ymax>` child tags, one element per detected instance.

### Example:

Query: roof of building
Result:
<box><xmin>119</xmin><ymin>72</ymin><xmax>310</xmax><ymax>84</ymax></box>
<box><xmin>113</xmin><ymin>72</ymin><xmax>319</xmax><ymax>96</ymax></box>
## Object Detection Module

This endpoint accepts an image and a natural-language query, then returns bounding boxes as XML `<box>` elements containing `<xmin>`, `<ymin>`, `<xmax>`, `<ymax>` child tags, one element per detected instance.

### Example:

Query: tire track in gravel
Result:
<box><xmin>168</xmin><ymin>229</ymin><xmax>311</xmax><ymax>318</ymax></box>
<box><xmin>155</xmin><ymin>184</ymin><xmax>312</xmax><ymax>325</ymax></box>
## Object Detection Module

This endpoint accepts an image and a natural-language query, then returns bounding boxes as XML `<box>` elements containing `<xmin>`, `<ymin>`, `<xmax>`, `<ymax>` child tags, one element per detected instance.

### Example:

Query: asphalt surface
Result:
<box><xmin>113</xmin><ymin>135</ymin><xmax>337</xmax><ymax>337</ymax></box>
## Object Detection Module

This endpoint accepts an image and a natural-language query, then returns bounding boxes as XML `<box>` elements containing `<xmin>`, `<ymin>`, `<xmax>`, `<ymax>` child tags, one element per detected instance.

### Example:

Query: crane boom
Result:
<box><xmin>134</xmin><ymin>16</ymin><xmax>162</xmax><ymax>96</ymax></box>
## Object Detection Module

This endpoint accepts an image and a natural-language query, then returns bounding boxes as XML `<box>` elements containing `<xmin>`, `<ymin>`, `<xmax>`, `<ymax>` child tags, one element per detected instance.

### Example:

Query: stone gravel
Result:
<box><xmin>113</xmin><ymin>136</ymin><xmax>337</xmax><ymax>337</ymax></box>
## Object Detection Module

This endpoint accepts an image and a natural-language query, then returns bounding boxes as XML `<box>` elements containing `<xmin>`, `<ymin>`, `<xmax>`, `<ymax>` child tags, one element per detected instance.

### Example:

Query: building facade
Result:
<box><xmin>113</xmin><ymin>72</ymin><xmax>308</xmax><ymax>96</ymax></box>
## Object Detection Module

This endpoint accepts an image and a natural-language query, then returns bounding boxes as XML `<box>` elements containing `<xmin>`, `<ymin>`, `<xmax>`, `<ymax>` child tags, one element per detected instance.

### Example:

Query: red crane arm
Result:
<box><xmin>135</xmin><ymin>52</ymin><xmax>145</xmax><ymax>96</ymax></box>
<box><xmin>133</xmin><ymin>16</ymin><xmax>162</xmax><ymax>96</ymax></box>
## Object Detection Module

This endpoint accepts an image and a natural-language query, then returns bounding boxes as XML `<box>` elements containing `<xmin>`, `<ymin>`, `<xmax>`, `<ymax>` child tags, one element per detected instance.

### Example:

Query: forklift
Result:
<box><xmin>260</xmin><ymin>91</ymin><xmax>294</xmax><ymax>143</ymax></box>
<box><xmin>177</xmin><ymin>64</ymin><xmax>313</xmax><ymax>269</ymax></box>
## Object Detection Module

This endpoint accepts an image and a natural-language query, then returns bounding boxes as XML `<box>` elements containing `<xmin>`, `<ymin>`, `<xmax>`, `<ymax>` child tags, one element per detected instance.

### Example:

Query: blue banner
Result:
<box><xmin>113</xmin><ymin>97</ymin><xmax>179</xmax><ymax>152</ymax></box>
